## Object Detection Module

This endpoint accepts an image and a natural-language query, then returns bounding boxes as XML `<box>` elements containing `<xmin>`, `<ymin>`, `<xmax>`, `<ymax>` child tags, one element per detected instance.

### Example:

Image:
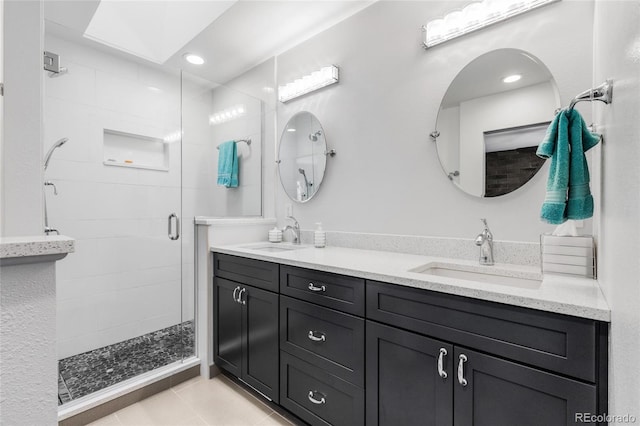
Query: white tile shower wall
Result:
<box><xmin>44</xmin><ymin>35</ymin><xmax>200</xmax><ymax>358</ymax></box>
<box><xmin>593</xmin><ymin>0</ymin><xmax>640</xmax><ymax>420</ymax></box>
<box><xmin>275</xmin><ymin>1</ymin><xmax>595</xmax><ymax>242</ymax></box>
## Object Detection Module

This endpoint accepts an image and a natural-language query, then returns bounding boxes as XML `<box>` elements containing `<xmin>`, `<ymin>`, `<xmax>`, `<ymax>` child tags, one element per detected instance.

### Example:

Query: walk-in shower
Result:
<box><xmin>44</xmin><ymin>33</ymin><xmax>196</xmax><ymax>410</ymax></box>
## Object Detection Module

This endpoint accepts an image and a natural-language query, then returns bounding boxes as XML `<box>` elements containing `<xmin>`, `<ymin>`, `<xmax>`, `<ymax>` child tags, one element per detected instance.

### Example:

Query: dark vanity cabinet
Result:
<box><xmin>213</xmin><ymin>253</ymin><xmax>608</xmax><ymax>426</ymax></box>
<box><xmin>279</xmin><ymin>266</ymin><xmax>366</xmax><ymax>426</ymax></box>
<box><xmin>213</xmin><ymin>253</ymin><xmax>280</xmax><ymax>402</ymax></box>
<box><xmin>366</xmin><ymin>321</ymin><xmax>454</xmax><ymax>426</ymax></box>
<box><xmin>366</xmin><ymin>281</ymin><xmax>607</xmax><ymax>426</ymax></box>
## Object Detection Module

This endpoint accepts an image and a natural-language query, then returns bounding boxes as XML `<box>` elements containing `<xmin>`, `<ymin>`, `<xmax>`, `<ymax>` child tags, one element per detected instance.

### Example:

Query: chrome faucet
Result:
<box><xmin>475</xmin><ymin>218</ymin><xmax>494</xmax><ymax>266</ymax></box>
<box><xmin>282</xmin><ymin>216</ymin><xmax>301</xmax><ymax>244</ymax></box>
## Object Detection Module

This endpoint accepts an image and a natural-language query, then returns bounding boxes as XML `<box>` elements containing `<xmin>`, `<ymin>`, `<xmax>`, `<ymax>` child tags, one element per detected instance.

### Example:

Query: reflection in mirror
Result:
<box><xmin>278</xmin><ymin>112</ymin><xmax>327</xmax><ymax>203</ymax></box>
<box><xmin>434</xmin><ymin>48</ymin><xmax>560</xmax><ymax>198</ymax></box>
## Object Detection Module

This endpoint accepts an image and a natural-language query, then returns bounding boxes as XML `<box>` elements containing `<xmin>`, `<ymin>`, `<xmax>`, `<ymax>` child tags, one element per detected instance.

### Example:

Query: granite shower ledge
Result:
<box><xmin>0</xmin><ymin>235</ymin><xmax>75</xmax><ymax>265</ymax></box>
<box><xmin>211</xmin><ymin>243</ymin><xmax>610</xmax><ymax>322</ymax></box>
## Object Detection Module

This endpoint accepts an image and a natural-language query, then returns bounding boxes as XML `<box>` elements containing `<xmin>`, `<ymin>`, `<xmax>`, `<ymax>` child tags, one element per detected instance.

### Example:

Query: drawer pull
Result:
<box><xmin>437</xmin><ymin>348</ymin><xmax>448</xmax><ymax>379</ymax></box>
<box><xmin>308</xmin><ymin>282</ymin><xmax>326</xmax><ymax>292</ymax></box>
<box><xmin>457</xmin><ymin>354</ymin><xmax>468</xmax><ymax>387</ymax></box>
<box><xmin>307</xmin><ymin>330</ymin><xmax>326</xmax><ymax>342</ymax></box>
<box><xmin>238</xmin><ymin>288</ymin><xmax>246</xmax><ymax>305</ymax></box>
<box><xmin>307</xmin><ymin>390</ymin><xmax>326</xmax><ymax>405</ymax></box>
<box><xmin>232</xmin><ymin>286</ymin><xmax>240</xmax><ymax>303</ymax></box>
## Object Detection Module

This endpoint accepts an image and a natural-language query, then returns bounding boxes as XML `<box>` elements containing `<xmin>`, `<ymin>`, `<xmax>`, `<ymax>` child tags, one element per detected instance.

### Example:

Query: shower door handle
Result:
<box><xmin>168</xmin><ymin>213</ymin><xmax>180</xmax><ymax>240</ymax></box>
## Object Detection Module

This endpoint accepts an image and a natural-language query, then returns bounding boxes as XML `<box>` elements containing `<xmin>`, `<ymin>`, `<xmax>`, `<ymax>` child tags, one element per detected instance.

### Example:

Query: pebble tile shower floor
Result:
<box><xmin>58</xmin><ymin>321</ymin><xmax>194</xmax><ymax>405</ymax></box>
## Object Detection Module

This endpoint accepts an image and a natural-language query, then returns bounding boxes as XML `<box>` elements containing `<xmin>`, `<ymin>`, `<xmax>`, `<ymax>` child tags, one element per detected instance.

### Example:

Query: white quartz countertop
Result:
<box><xmin>211</xmin><ymin>243</ymin><xmax>610</xmax><ymax>322</ymax></box>
<box><xmin>0</xmin><ymin>235</ymin><xmax>75</xmax><ymax>259</ymax></box>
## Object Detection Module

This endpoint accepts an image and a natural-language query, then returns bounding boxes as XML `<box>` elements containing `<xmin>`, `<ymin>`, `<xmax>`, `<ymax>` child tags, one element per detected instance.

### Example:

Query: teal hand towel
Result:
<box><xmin>536</xmin><ymin>109</ymin><xmax>600</xmax><ymax>224</ymax></box>
<box><xmin>217</xmin><ymin>141</ymin><xmax>239</xmax><ymax>188</ymax></box>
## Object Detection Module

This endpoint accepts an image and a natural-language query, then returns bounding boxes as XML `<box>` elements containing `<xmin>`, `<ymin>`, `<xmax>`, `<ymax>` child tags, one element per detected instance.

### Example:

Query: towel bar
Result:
<box><xmin>216</xmin><ymin>139</ymin><xmax>251</xmax><ymax>150</ymax></box>
<box><xmin>568</xmin><ymin>79</ymin><xmax>613</xmax><ymax>111</ymax></box>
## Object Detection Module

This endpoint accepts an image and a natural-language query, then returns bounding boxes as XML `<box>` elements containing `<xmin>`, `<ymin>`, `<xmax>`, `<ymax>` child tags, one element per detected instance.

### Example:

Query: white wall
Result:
<box><xmin>44</xmin><ymin>35</ymin><xmax>188</xmax><ymax>358</ymax></box>
<box><xmin>0</xmin><ymin>261</ymin><xmax>57</xmax><ymax>425</ymax></box>
<box><xmin>458</xmin><ymin>82</ymin><xmax>557</xmax><ymax>196</ymax></box>
<box><xmin>593</xmin><ymin>0</ymin><xmax>640</xmax><ymax>420</ymax></box>
<box><xmin>275</xmin><ymin>0</ymin><xmax>594</xmax><ymax>242</ymax></box>
<box><xmin>1</xmin><ymin>0</ymin><xmax>44</xmax><ymax>236</ymax></box>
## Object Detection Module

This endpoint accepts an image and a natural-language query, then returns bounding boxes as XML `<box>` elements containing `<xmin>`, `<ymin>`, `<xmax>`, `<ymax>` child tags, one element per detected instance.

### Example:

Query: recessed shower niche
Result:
<box><xmin>103</xmin><ymin>129</ymin><xmax>171</xmax><ymax>171</ymax></box>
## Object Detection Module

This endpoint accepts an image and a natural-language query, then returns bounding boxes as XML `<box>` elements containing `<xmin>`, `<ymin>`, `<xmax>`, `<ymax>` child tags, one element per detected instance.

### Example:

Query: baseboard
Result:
<box><xmin>209</xmin><ymin>363</ymin><xmax>221</xmax><ymax>378</ymax></box>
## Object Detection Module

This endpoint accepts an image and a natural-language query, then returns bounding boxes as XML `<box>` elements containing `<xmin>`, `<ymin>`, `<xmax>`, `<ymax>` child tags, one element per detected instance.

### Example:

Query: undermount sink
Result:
<box><xmin>243</xmin><ymin>243</ymin><xmax>308</xmax><ymax>253</ymax></box>
<box><xmin>409</xmin><ymin>262</ymin><xmax>543</xmax><ymax>290</ymax></box>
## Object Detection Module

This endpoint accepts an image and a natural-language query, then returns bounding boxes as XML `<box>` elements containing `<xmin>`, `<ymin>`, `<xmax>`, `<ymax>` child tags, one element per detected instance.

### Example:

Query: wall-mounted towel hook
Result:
<box><xmin>568</xmin><ymin>79</ymin><xmax>613</xmax><ymax>111</ymax></box>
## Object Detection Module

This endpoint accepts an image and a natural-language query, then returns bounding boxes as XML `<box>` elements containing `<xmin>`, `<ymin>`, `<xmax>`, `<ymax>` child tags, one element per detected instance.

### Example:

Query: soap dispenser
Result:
<box><xmin>314</xmin><ymin>223</ymin><xmax>326</xmax><ymax>248</ymax></box>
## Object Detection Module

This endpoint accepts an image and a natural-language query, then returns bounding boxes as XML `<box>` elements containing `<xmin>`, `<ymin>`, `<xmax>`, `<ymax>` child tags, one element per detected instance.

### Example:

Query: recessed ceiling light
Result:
<box><xmin>287</xmin><ymin>128</ymin><xmax>297</xmax><ymax>132</ymax></box>
<box><xmin>183</xmin><ymin>53</ymin><xmax>204</xmax><ymax>65</ymax></box>
<box><xmin>503</xmin><ymin>74</ymin><xmax>522</xmax><ymax>83</ymax></box>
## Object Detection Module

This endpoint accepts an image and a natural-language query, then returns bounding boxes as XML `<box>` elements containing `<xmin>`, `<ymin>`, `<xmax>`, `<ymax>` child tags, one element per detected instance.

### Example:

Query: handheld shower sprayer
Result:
<box><xmin>44</xmin><ymin>138</ymin><xmax>68</xmax><ymax>170</ymax></box>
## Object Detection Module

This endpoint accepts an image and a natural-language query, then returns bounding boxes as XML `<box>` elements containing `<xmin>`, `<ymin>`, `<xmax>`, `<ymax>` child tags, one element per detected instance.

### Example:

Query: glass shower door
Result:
<box><xmin>44</xmin><ymin>31</ymin><xmax>193</xmax><ymax>405</ymax></box>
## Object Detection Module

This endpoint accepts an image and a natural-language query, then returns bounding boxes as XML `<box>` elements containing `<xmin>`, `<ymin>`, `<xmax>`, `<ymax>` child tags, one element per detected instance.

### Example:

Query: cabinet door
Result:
<box><xmin>213</xmin><ymin>277</ymin><xmax>243</xmax><ymax>377</ymax></box>
<box><xmin>242</xmin><ymin>285</ymin><xmax>279</xmax><ymax>402</ymax></box>
<box><xmin>366</xmin><ymin>321</ymin><xmax>453</xmax><ymax>426</ymax></box>
<box><xmin>454</xmin><ymin>347</ymin><xmax>597</xmax><ymax>426</ymax></box>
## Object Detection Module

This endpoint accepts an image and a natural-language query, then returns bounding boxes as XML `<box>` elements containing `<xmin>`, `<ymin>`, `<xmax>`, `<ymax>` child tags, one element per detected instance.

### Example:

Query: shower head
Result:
<box><xmin>44</xmin><ymin>138</ymin><xmax>68</xmax><ymax>170</ymax></box>
<box><xmin>309</xmin><ymin>130</ymin><xmax>322</xmax><ymax>141</ymax></box>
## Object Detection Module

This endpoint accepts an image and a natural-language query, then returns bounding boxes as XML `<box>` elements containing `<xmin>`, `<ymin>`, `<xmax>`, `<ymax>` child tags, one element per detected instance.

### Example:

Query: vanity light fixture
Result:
<box><xmin>423</xmin><ymin>0</ymin><xmax>559</xmax><ymax>49</ymax></box>
<box><xmin>278</xmin><ymin>65</ymin><xmax>339</xmax><ymax>103</ymax></box>
<box><xmin>503</xmin><ymin>74</ymin><xmax>522</xmax><ymax>83</ymax></box>
<box><xmin>209</xmin><ymin>105</ymin><xmax>246</xmax><ymax>126</ymax></box>
<box><xmin>183</xmin><ymin>53</ymin><xmax>205</xmax><ymax>65</ymax></box>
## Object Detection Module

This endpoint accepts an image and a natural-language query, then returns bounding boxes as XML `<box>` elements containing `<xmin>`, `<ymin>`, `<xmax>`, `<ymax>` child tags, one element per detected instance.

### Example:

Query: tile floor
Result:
<box><xmin>60</xmin><ymin>321</ymin><xmax>195</xmax><ymax>404</ymax></box>
<box><xmin>87</xmin><ymin>375</ymin><xmax>295</xmax><ymax>426</ymax></box>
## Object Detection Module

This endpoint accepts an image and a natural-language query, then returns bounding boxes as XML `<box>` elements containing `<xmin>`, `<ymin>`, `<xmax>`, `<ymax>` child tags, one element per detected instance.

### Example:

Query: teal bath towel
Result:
<box><xmin>217</xmin><ymin>141</ymin><xmax>239</xmax><ymax>188</ymax></box>
<box><xmin>536</xmin><ymin>109</ymin><xmax>600</xmax><ymax>224</ymax></box>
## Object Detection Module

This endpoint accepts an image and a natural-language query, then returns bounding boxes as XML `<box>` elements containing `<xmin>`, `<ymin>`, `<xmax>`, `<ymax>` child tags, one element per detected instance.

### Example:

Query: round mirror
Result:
<box><xmin>278</xmin><ymin>112</ymin><xmax>327</xmax><ymax>203</ymax></box>
<box><xmin>434</xmin><ymin>49</ymin><xmax>560</xmax><ymax>198</ymax></box>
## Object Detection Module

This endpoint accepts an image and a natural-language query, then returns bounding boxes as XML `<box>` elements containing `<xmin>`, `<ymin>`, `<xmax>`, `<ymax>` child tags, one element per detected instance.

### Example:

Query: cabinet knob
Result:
<box><xmin>457</xmin><ymin>354</ymin><xmax>468</xmax><ymax>387</ymax></box>
<box><xmin>307</xmin><ymin>390</ymin><xmax>326</xmax><ymax>405</ymax></box>
<box><xmin>308</xmin><ymin>282</ymin><xmax>326</xmax><ymax>292</ymax></box>
<box><xmin>307</xmin><ymin>330</ymin><xmax>326</xmax><ymax>342</ymax></box>
<box><xmin>437</xmin><ymin>348</ymin><xmax>448</xmax><ymax>379</ymax></box>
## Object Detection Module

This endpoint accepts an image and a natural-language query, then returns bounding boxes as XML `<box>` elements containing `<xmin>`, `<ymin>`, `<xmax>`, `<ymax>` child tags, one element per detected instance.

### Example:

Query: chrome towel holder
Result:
<box><xmin>568</xmin><ymin>79</ymin><xmax>613</xmax><ymax>111</ymax></box>
<box><xmin>216</xmin><ymin>139</ymin><xmax>251</xmax><ymax>150</ymax></box>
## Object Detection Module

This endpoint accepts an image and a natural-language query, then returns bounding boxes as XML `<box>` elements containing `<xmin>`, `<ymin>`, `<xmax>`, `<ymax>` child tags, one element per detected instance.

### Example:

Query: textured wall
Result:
<box><xmin>593</xmin><ymin>0</ymin><xmax>640</xmax><ymax>420</ymax></box>
<box><xmin>1</xmin><ymin>0</ymin><xmax>44</xmax><ymax>236</ymax></box>
<box><xmin>275</xmin><ymin>1</ymin><xmax>594</xmax><ymax>242</ymax></box>
<box><xmin>0</xmin><ymin>262</ymin><xmax>57</xmax><ymax>425</ymax></box>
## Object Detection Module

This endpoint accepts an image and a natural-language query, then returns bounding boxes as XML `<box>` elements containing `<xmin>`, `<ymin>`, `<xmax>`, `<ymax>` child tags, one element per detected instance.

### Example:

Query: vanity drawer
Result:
<box><xmin>280</xmin><ymin>296</ymin><xmax>365</xmax><ymax>387</ymax></box>
<box><xmin>366</xmin><ymin>280</ymin><xmax>598</xmax><ymax>382</ymax></box>
<box><xmin>280</xmin><ymin>352</ymin><xmax>364</xmax><ymax>426</ymax></box>
<box><xmin>213</xmin><ymin>253</ymin><xmax>279</xmax><ymax>292</ymax></box>
<box><xmin>280</xmin><ymin>266</ymin><xmax>365</xmax><ymax>316</ymax></box>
